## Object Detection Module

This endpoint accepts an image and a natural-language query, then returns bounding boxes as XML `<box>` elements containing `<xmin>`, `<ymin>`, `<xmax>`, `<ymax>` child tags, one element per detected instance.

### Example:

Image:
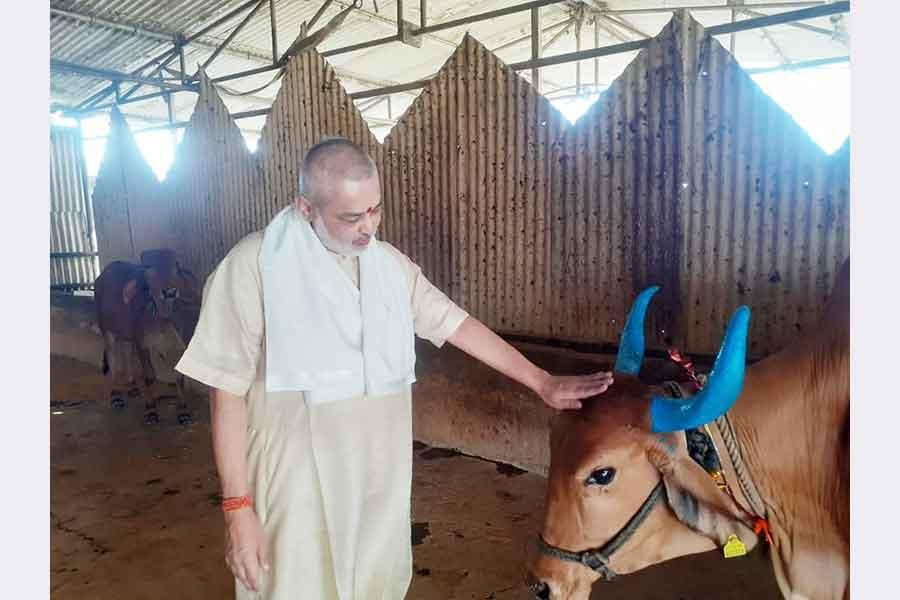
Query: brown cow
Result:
<box><xmin>526</xmin><ymin>259</ymin><xmax>849</xmax><ymax>600</ymax></box>
<box><xmin>94</xmin><ymin>248</ymin><xmax>200</xmax><ymax>425</ymax></box>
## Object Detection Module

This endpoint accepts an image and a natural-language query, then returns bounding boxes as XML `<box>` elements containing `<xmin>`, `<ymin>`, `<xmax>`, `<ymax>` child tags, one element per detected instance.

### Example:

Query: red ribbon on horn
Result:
<box><xmin>667</xmin><ymin>348</ymin><xmax>703</xmax><ymax>391</ymax></box>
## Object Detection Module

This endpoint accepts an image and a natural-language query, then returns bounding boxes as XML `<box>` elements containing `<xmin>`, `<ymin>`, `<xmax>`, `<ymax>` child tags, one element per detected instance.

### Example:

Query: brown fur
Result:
<box><xmin>527</xmin><ymin>259</ymin><xmax>850</xmax><ymax>600</ymax></box>
<box><xmin>94</xmin><ymin>249</ymin><xmax>200</xmax><ymax>424</ymax></box>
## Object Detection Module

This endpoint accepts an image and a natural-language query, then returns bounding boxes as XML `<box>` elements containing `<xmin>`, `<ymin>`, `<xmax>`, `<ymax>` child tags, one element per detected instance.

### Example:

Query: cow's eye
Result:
<box><xmin>585</xmin><ymin>467</ymin><xmax>616</xmax><ymax>486</ymax></box>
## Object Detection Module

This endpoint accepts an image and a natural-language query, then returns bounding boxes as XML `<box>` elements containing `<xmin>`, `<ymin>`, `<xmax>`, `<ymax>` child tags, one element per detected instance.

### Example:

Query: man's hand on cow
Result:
<box><xmin>538</xmin><ymin>371</ymin><xmax>615</xmax><ymax>410</ymax></box>
<box><xmin>224</xmin><ymin>507</ymin><xmax>271</xmax><ymax>593</ymax></box>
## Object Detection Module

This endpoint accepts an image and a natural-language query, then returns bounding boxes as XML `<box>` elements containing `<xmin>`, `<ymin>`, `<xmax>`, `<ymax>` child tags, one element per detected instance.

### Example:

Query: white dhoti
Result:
<box><xmin>241</xmin><ymin>375</ymin><xmax>413</xmax><ymax>599</ymax></box>
<box><xmin>176</xmin><ymin>230</ymin><xmax>467</xmax><ymax>600</ymax></box>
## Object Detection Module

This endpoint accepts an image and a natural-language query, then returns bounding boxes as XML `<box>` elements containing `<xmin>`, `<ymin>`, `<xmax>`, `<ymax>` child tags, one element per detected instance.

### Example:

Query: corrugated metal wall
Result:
<box><xmin>50</xmin><ymin>125</ymin><xmax>99</xmax><ymax>290</ymax></box>
<box><xmin>92</xmin><ymin>107</ymin><xmax>178</xmax><ymax>267</ymax></box>
<box><xmin>551</xmin><ymin>25</ymin><xmax>683</xmax><ymax>345</ymax></box>
<box><xmin>164</xmin><ymin>72</ymin><xmax>265</xmax><ymax>279</ymax></box>
<box><xmin>675</xmin><ymin>12</ymin><xmax>850</xmax><ymax>354</ymax></box>
<box><xmin>88</xmin><ymin>11</ymin><xmax>850</xmax><ymax>357</ymax></box>
<box><xmin>381</xmin><ymin>35</ymin><xmax>569</xmax><ymax>336</ymax></box>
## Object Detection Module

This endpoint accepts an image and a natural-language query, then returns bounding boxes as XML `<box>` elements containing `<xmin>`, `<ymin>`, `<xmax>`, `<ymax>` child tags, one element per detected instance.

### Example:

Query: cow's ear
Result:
<box><xmin>123</xmin><ymin>278</ymin><xmax>139</xmax><ymax>305</ymax></box>
<box><xmin>642</xmin><ymin>432</ymin><xmax>758</xmax><ymax>552</ymax></box>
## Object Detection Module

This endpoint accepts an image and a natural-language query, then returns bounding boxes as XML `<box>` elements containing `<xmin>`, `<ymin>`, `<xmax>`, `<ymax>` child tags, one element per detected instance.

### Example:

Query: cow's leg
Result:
<box><xmin>104</xmin><ymin>332</ymin><xmax>127</xmax><ymax>409</ymax></box>
<box><xmin>136</xmin><ymin>342</ymin><xmax>159</xmax><ymax>425</ymax></box>
<box><xmin>175</xmin><ymin>373</ymin><xmax>193</xmax><ymax>425</ymax></box>
<box><xmin>123</xmin><ymin>343</ymin><xmax>141</xmax><ymax>399</ymax></box>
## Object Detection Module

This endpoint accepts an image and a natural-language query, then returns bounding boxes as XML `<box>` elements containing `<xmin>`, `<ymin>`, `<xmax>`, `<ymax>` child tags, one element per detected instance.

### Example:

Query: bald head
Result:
<box><xmin>298</xmin><ymin>137</ymin><xmax>377</xmax><ymax>206</ymax></box>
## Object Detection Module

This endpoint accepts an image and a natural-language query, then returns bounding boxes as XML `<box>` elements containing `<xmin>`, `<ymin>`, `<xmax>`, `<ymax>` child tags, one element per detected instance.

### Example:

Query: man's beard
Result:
<box><xmin>311</xmin><ymin>217</ymin><xmax>369</xmax><ymax>257</ymax></box>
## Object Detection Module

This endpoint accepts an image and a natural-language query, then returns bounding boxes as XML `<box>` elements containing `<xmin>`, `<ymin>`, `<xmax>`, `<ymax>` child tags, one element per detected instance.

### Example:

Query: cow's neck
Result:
<box><xmin>705</xmin><ymin>414</ymin><xmax>765</xmax><ymax>520</ymax></box>
<box><xmin>729</xmin><ymin>329</ymin><xmax>848</xmax><ymax>522</ymax></box>
<box><xmin>723</xmin><ymin>331</ymin><xmax>849</xmax><ymax>598</ymax></box>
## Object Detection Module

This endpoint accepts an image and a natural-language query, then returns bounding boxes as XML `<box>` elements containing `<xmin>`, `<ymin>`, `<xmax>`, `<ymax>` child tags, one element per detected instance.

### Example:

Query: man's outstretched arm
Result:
<box><xmin>447</xmin><ymin>316</ymin><xmax>613</xmax><ymax>410</ymax></box>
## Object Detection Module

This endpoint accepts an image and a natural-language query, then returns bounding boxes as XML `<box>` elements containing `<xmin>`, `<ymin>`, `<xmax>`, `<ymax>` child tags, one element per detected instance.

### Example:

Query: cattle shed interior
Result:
<box><xmin>50</xmin><ymin>1</ymin><xmax>850</xmax><ymax>599</ymax></box>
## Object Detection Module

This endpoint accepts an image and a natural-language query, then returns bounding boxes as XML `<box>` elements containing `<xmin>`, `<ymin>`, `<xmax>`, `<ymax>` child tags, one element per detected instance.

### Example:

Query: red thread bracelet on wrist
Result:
<box><xmin>222</xmin><ymin>495</ymin><xmax>253</xmax><ymax>512</ymax></box>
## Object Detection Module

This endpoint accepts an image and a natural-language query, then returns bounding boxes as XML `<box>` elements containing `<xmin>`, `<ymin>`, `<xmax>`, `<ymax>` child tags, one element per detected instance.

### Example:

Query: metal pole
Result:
<box><xmin>343</xmin><ymin>2</ymin><xmax>849</xmax><ymax>102</ymax></box>
<box><xmin>165</xmin><ymin>93</ymin><xmax>174</xmax><ymax>123</ymax></box>
<box><xmin>51</xmin><ymin>59</ymin><xmax>196</xmax><ymax>92</ymax></box>
<box><xmin>67</xmin><ymin>89</ymin><xmax>196</xmax><ymax>116</ymax></box>
<box><xmin>165</xmin><ymin>92</ymin><xmax>176</xmax><ymax>146</ymax></box>
<box><xmin>531</xmin><ymin>7</ymin><xmax>541</xmax><ymax>92</ymax></box>
<box><xmin>130</xmin><ymin>106</ymin><xmax>397</xmax><ymax>134</ymax></box>
<box><xmin>728</xmin><ymin>0</ymin><xmax>743</xmax><ymax>54</ymax></box>
<box><xmin>120</xmin><ymin>52</ymin><xmax>180</xmax><ymax>102</ymax></box>
<box><xmin>730</xmin><ymin>8</ymin><xmax>737</xmax><ymax>53</ymax></box>
<box><xmin>514</xmin><ymin>0</ymin><xmax>849</xmax><ymax>70</ymax></box>
<box><xmin>50</xmin><ymin>252</ymin><xmax>100</xmax><ymax>259</ymax></box>
<box><xmin>321</xmin><ymin>34</ymin><xmax>400</xmax><ymax>57</ymax></box>
<box><xmin>191</xmin><ymin>1</ymin><xmax>851</xmax><ymax>93</ymax></box>
<box><xmin>74</xmin><ymin>47</ymin><xmax>179</xmax><ymax>110</ymax></box>
<box><xmin>492</xmin><ymin>16</ymin><xmax>570</xmax><ymax>53</ymax></box>
<box><xmin>50</xmin><ymin>7</ymin><xmax>172</xmax><ymax>41</ymax></box>
<box><xmin>593</xmin><ymin>18</ymin><xmax>599</xmax><ymax>90</ymax></box>
<box><xmin>420</xmin><ymin>0</ymin><xmax>427</xmax><ymax>29</ymax></box>
<box><xmin>358</xmin><ymin>96</ymin><xmax>389</xmax><ymax>112</ymax></box>
<box><xmin>185</xmin><ymin>0</ymin><xmax>262</xmax><ymax>43</ymax></box>
<box><xmin>349</xmin><ymin>79</ymin><xmax>432</xmax><ymax>100</ymax></box>
<box><xmin>595</xmin><ymin>2</ymin><xmax>825</xmax><ymax>16</ymax></box>
<box><xmin>269</xmin><ymin>0</ymin><xmax>279</xmax><ymax>63</ymax></box>
<box><xmin>196</xmin><ymin>0</ymin><xmax>268</xmax><ymax>76</ymax></box>
<box><xmin>413</xmin><ymin>0</ymin><xmax>567</xmax><ymax>35</ymax></box>
<box><xmin>279</xmin><ymin>1</ymin><xmax>359</xmax><ymax>63</ymax></box>
<box><xmin>75</xmin><ymin>85</ymin><xmax>122</xmax><ymax>112</ymax></box>
<box><xmin>575</xmin><ymin>20</ymin><xmax>581</xmax><ymax>96</ymax></box>
<box><xmin>516</xmin><ymin>39</ymin><xmax>647</xmax><ymax>71</ymax></box>
<box><xmin>741</xmin><ymin>7</ymin><xmax>836</xmax><ymax>37</ymax></box>
<box><xmin>118</xmin><ymin>107</ymin><xmax>273</xmax><ymax>135</ymax></box>
<box><xmin>177</xmin><ymin>34</ymin><xmax>187</xmax><ymax>84</ymax></box>
<box><xmin>234</xmin><ymin>108</ymin><xmax>273</xmax><ymax>120</ymax></box>
<box><xmin>397</xmin><ymin>0</ymin><xmax>405</xmax><ymax>39</ymax></box>
<box><xmin>599</xmin><ymin>13</ymin><xmax>649</xmax><ymax>38</ymax></box>
<box><xmin>542</xmin><ymin>18</ymin><xmax>575</xmax><ymax>51</ymax></box>
<box><xmin>97</xmin><ymin>43</ymin><xmax>845</xmax><ymax>144</ymax></box>
<box><xmin>705</xmin><ymin>2</ymin><xmax>848</xmax><ymax>35</ymax></box>
<box><xmin>744</xmin><ymin>55</ymin><xmax>847</xmax><ymax>73</ymax></box>
<box><xmin>211</xmin><ymin>63</ymin><xmax>282</xmax><ymax>84</ymax></box>
<box><xmin>73</xmin><ymin>117</ymin><xmax>96</xmax><ymax>246</ymax></box>
<box><xmin>758</xmin><ymin>23</ymin><xmax>790</xmax><ymax>65</ymax></box>
<box><xmin>592</xmin><ymin>15</ymin><xmax>631</xmax><ymax>43</ymax></box>
<box><xmin>309</xmin><ymin>0</ymin><xmax>337</xmax><ymax>30</ymax></box>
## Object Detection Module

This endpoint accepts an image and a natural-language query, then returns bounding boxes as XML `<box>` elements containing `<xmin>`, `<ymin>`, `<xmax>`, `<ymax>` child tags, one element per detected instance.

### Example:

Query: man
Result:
<box><xmin>176</xmin><ymin>138</ymin><xmax>614</xmax><ymax>600</ymax></box>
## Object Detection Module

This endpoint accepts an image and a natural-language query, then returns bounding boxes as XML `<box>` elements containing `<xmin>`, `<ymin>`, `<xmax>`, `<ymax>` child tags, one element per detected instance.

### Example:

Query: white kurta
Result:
<box><xmin>176</xmin><ymin>232</ymin><xmax>468</xmax><ymax>600</ymax></box>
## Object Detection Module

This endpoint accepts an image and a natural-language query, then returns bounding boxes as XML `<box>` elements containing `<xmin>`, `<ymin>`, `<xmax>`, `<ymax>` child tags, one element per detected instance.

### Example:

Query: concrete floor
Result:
<box><xmin>51</xmin><ymin>355</ymin><xmax>781</xmax><ymax>600</ymax></box>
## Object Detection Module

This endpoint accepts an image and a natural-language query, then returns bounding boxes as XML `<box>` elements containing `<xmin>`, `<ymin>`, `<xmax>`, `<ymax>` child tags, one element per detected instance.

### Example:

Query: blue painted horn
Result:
<box><xmin>650</xmin><ymin>306</ymin><xmax>751</xmax><ymax>432</ymax></box>
<box><xmin>614</xmin><ymin>286</ymin><xmax>660</xmax><ymax>375</ymax></box>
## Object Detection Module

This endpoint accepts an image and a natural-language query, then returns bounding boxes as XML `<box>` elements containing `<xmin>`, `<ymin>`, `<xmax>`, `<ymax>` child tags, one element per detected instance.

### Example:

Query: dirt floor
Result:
<box><xmin>51</xmin><ymin>355</ymin><xmax>781</xmax><ymax>600</ymax></box>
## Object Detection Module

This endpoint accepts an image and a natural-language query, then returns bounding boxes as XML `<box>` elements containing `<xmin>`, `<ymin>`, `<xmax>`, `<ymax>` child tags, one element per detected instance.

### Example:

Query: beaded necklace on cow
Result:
<box><xmin>667</xmin><ymin>349</ymin><xmax>773</xmax><ymax>545</ymax></box>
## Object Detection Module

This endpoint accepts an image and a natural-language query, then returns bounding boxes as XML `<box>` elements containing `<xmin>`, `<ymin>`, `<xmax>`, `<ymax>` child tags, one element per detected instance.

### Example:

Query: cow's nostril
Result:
<box><xmin>529</xmin><ymin>580</ymin><xmax>551</xmax><ymax>600</ymax></box>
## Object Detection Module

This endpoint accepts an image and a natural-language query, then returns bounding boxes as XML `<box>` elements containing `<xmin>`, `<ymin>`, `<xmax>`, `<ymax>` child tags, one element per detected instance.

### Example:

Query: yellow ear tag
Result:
<box><xmin>723</xmin><ymin>534</ymin><xmax>747</xmax><ymax>558</ymax></box>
